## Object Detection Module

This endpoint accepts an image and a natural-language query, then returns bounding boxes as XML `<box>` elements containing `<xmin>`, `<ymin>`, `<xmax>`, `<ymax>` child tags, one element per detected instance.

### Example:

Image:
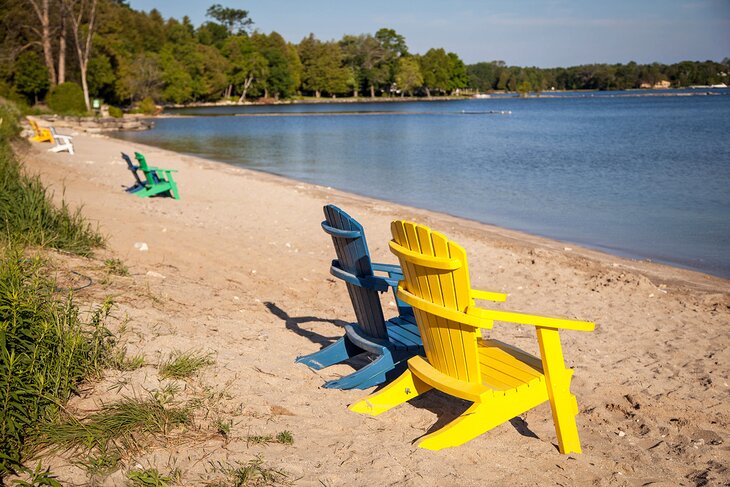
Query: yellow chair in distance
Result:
<box><xmin>28</xmin><ymin>119</ymin><xmax>54</xmax><ymax>143</ymax></box>
<box><xmin>350</xmin><ymin>221</ymin><xmax>595</xmax><ymax>453</ymax></box>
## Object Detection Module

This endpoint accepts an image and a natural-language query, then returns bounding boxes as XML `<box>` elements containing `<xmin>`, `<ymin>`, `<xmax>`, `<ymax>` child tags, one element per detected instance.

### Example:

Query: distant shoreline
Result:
<box><xmin>160</xmin><ymin>87</ymin><xmax>729</xmax><ymax>111</ymax></box>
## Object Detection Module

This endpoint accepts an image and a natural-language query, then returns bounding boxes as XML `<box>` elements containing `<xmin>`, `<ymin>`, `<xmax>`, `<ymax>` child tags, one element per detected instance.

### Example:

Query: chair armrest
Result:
<box><xmin>329</xmin><ymin>260</ymin><xmax>391</xmax><ymax>292</ymax></box>
<box><xmin>471</xmin><ymin>289</ymin><xmax>507</xmax><ymax>302</ymax></box>
<box><xmin>371</xmin><ymin>262</ymin><xmax>403</xmax><ymax>279</ymax></box>
<box><xmin>466</xmin><ymin>306</ymin><xmax>595</xmax><ymax>332</ymax></box>
<box><xmin>321</xmin><ymin>221</ymin><xmax>361</xmax><ymax>239</ymax></box>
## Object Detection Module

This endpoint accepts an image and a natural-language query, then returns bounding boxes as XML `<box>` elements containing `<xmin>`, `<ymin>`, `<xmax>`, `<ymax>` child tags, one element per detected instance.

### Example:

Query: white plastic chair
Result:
<box><xmin>48</xmin><ymin>127</ymin><xmax>74</xmax><ymax>154</ymax></box>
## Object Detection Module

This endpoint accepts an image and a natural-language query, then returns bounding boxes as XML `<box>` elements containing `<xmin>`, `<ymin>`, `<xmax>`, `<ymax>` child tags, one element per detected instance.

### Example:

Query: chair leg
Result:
<box><xmin>323</xmin><ymin>351</ymin><xmax>395</xmax><ymax>390</ymax></box>
<box><xmin>537</xmin><ymin>327</ymin><xmax>583</xmax><ymax>454</ymax></box>
<box><xmin>349</xmin><ymin>367</ymin><xmax>432</xmax><ymax>416</ymax></box>
<box><xmin>295</xmin><ymin>336</ymin><xmax>363</xmax><ymax>370</ymax></box>
<box><xmin>168</xmin><ymin>179</ymin><xmax>180</xmax><ymax>199</ymax></box>
<box><xmin>416</xmin><ymin>382</ymin><xmax>548</xmax><ymax>450</ymax></box>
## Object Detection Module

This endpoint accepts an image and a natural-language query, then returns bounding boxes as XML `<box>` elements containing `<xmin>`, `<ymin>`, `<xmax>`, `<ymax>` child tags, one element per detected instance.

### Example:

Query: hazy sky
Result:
<box><xmin>127</xmin><ymin>0</ymin><xmax>730</xmax><ymax>67</ymax></box>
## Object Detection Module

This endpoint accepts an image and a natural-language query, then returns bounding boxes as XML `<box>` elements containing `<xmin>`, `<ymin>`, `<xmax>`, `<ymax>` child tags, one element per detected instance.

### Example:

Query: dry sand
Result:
<box><xmin>17</xmin><ymin>130</ymin><xmax>729</xmax><ymax>486</ymax></box>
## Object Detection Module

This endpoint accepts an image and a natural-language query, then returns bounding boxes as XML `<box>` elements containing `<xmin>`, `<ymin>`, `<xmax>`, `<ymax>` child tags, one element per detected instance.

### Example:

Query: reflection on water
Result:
<box><xmin>112</xmin><ymin>94</ymin><xmax>730</xmax><ymax>278</ymax></box>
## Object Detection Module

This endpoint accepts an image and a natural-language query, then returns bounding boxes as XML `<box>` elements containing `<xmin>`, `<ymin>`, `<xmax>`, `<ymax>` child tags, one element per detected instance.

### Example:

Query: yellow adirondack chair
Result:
<box><xmin>350</xmin><ymin>221</ymin><xmax>595</xmax><ymax>453</ymax></box>
<box><xmin>28</xmin><ymin>119</ymin><xmax>54</xmax><ymax>143</ymax></box>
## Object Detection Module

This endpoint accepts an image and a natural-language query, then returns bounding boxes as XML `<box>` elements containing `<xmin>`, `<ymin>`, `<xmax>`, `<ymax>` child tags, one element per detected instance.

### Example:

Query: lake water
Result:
<box><xmin>112</xmin><ymin>93</ymin><xmax>730</xmax><ymax>279</ymax></box>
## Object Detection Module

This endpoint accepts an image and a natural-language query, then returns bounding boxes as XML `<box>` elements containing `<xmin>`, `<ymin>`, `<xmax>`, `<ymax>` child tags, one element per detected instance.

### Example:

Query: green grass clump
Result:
<box><xmin>104</xmin><ymin>258</ymin><xmax>129</xmax><ymax>276</ymax></box>
<box><xmin>0</xmin><ymin>248</ymin><xmax>115</xmax><ymax>479</ymax></box>
<box><xmin>127</xmin><ymin>467</ymin><xmax>172</xmax><ymax>487</ymax></box>
<box><xmin>110</xmin><ymin>349</ymin><xmax>145</xmax><ymax>371</ymax></box>
<box><xmin>214</xmin><ymin>418</ymin><xmax>232</xmax><ymax>438</ymax></box>
<box><xmin>245</xmin><ymin>430</ymin><xmax>293</xmax><ymax>446</ymax></box>
<box><xmin>207</xmin><ymin>456</ymin><xmax>288</xmax><ymax>487</ymax></box>
<box><xmin>38</xmin><ymin>391</ymin><xmax>191</xmax><ymax>455</ymax></box>
<box><xmin>159</xmin><ymin>350</ymin><xmax>214</xmax><ymax>379</ymax></box>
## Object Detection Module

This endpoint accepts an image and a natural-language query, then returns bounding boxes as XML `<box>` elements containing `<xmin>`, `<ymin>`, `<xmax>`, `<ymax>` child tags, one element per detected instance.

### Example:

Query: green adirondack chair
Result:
<box><xmin>133</xmin><ymin>152</ymin><xmax>180</xmax><ymax>199</ymax></box>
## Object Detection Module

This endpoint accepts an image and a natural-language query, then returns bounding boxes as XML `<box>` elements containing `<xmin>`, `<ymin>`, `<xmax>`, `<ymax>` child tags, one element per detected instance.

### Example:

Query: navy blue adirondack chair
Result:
<box><xmin>296</xmin><ymin>205</ymin><xmax>423</xmax><ymax>389</ymax></box>
<box><xmin>121</xmin><ymin>152</ymin><xmax>146</xmax><ymax>192</ymax></box>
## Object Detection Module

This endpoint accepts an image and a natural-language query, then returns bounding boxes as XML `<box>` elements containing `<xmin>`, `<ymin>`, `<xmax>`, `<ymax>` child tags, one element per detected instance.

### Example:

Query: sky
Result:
<box><xmin>127</xmin><ymin>0</ymin><xmax>730</xmax><ymax>67</ymax></box>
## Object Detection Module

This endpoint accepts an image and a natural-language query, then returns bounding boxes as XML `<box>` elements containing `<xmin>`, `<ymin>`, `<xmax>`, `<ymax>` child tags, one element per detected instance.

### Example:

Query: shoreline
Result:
<box><xmin>18</xmin><ymin>131</ymin><xmax>730</xmax><ymax>485</ymax></box>
<box><xmin>157</xmin><ymin>87</ymin><xmax>730</xmax><ymax>111</ymax></box>
<box><xmin>107</xmin><ymin>129</ymin><xmax>730</xmax><ymax>286</ymax></box>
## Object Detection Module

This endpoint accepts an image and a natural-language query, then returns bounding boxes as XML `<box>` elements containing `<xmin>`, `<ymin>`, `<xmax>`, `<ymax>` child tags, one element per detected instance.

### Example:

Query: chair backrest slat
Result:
<box><xmin>323</xmin><ymin>205</ymin><xmax>387</xmax><ymax>339</ymax></box>
<box><xmin>391</xmin><ymin>220</ymin><xmax>481</xmax><ymax>384</ymax></box>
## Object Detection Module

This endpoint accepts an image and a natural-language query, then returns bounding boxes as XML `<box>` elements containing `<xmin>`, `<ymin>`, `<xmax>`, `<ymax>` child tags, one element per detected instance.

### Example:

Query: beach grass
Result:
<box><xmin>38</xmin><ymin>391</ymin><xmax>192</xmax><ymax>455</ymax></box>
<box><xmin>104</xmin><ymin>258</ymin><xmax>129</xmax><ymax>276</ymax></box>
<box><xmin>127</xmin><ymin>467</ymin><xmax>174</xmax><ymax>487</ymax></box>
<box><xmin>206</xmin><ymin>456</ymin><xmax>288</xmax><ymax>487</ymax></box>
<box><xmin>159</xmin><ymin>350</ymin><xmax>215</xmax><ymax>379</ymax></box>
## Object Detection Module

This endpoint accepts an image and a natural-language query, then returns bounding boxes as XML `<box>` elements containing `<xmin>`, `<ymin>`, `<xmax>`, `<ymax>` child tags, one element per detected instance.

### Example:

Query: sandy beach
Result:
<box><xmin>18</xmin><ymin>130</ymin><xmax>729</xmax><ymax>486</ymax></box>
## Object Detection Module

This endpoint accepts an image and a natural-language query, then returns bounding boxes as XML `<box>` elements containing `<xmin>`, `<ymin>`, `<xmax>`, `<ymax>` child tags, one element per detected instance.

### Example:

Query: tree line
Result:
<box><xmin>1</xmin><ymin>0</ymin><xmax>728</xmax><ymax>110</ymax></box>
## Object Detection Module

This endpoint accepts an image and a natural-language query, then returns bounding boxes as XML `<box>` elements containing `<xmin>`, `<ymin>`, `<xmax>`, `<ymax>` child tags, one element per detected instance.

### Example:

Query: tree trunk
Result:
<box><xmin>425</xmin><ymin>87</ymin><xmax>431</xmax><ymax>98</ymax></box>
<box><xmin>369</xmin><ymin>84</ymin><xmax>375</xmax><ymax>98</ymax></box>
<box><xmin>57</xmin><ymin>16</ymin><xmax>66</xmax><ymax>84</ymax></box>
<box><xmin>63</xmin><ymin>0</ymin><xmax>97</xmax><ymax>111</ymax></box>
<box><xmin>238</xmin><ymin>77</ymin><xmax>253</xmax><ymax>103</ymax></box>
<box><xmin>80</xmin><ymin>59</ymin><xmax>90</xmax><ymax>110</ymax></box>
<box><xmin>29</xmin><ymin>0</ymin><xmax>57</xmax><ymax>86</ymax></box>
<box><xmin>315</xmin><ymin>90</ymin><xmax>320</xmax><ymax>98</ymax></box>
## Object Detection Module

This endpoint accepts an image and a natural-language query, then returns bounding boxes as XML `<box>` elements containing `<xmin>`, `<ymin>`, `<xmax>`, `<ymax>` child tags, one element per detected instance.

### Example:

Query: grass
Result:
<box><xmin>214</xmin><ymin>418</ymin><xmax>233</xmax><ymax>438</ymax></box>
<box><xmin>245</xmin><ymin>430</ymin><xmax>294</xmax><ymax>446</ymax></box>
<box><xmin>104</xmin><ymin>258</ymin><xmax>129</xmax><ymax>276</ymax></box>
<box><xmin>10</xmin><ymin>461</ymin><xmax>63</xmax><ymax>487</ymax></box>
<box><xmin>0</xmin><ymin>248</ymin><xmax>115</xmax><ymax>479</ymax></box>
<box><xmin>0</xmin><ymin>100</ymin><xmax>104</xmax><ymax>256</ymax></box>
<box><xmin>159</xmin><ymin>350</ymin><xmax>214</xmax><ymax>380</ymax></box>
<box><xmin>38</xmin><ymin>390</ymin><xmax>192</xmax><ymax>455</ymax></box>
<box><xmin>110</xmin><ymin>349</ymin><xmax>146</xmax><ymax>371</ymax></box>
<box><xmin>127</xmin><ymin>467</ymin><xmax>173</xmax><ymax>487</ymax></box>
<box><xmin>206</xmin><ymin>456</ymin><xmax>288</xmax><ymax>487</ymax></box>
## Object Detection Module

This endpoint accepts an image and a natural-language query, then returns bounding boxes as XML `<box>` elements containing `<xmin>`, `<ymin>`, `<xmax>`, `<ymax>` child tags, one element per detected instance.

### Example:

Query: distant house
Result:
<box><xmin>640</xmin><ymin>80</ymin><xmax>671</xmax><ymax>89</ymax></box>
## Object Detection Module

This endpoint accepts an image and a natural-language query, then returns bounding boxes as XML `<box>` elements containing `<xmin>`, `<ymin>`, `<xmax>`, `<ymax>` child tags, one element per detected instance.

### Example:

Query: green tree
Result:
<box><xmin>375</xmin><ymin>28</ymin><xmax>408</xmax><ymax>93</ymax></box>
<box><xmin>159</xmin><ymin>47</ymin><xmax>193</xmax><ymax>103</ymax></box>
<box><xmin>222</xmin><ymin>34</ymin><xmax>269</xmax><ymax>101</ymax></box>
<box><xmin>339</xmin><ymin>34</ymin><xmax>389</xmax><ymax>98</ymax></box>
<box><xmin>298</xmin><ymin>34</ymin><xmax>350</xmax><ymax>97</ymax></box>
<box><xmin>119</xmin><ymin>52</ymin><xmax>162</xmax><ymax>101</ymax></box>
<box><xmin>87</xmin><ymin>53</ymin><xmax>116</xmax><ymax>100</ymax></box>
<box><xmin>395</xmin><ymin>56</ymin><xmax>422</xmax><ymax>96</ymax></box>
<box><xmin>205</xmin><ymin>3</ymin><xmax>253</xmax><ymax>35</ymax></box>
<box><xmin>419</xmin><ymin>48</ymin><xmax>451</xmax><ymax>96</ymax></box>
<box><xmin>13</xmin><ymin>51</ymin><xmax>50</xmax><ymax>103</ymax></box>
<box><xmin>447</xmin><ymin>52</ymin><xmax>468</xmax><ymax>93</ymax></box>
<box><xmin>252</xmin><ymin>32</ymin><xmax>299</xmax><ymax>99</ymax></box>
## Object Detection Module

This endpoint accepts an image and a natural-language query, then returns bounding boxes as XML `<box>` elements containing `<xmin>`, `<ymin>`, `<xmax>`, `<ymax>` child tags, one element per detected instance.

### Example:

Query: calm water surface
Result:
<box><xmin>112</xmin><ymin>94</ymin><xmax>730</xmax><ymax>278</ymax></box>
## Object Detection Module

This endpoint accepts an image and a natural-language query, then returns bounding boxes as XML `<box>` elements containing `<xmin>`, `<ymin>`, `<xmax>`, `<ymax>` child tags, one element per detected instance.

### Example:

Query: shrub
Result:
<box><xmin>108</xmin><ymin>106</ymin><xmax>123</xmax><ymax>118</ymax></box>
<box><xmin>46</xmin><ymin>82</ymin><xmax>87</xmax><ymax>116</ymax></box>
<box><xmin>138</xmin><ymin>97</ymin><xmax>157</xmax><ymax>115</ymax></box>
<box><xmin>0</xmin><ymin>100</ymin><xmax>22</xmax><ymax>141</ymax></box>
